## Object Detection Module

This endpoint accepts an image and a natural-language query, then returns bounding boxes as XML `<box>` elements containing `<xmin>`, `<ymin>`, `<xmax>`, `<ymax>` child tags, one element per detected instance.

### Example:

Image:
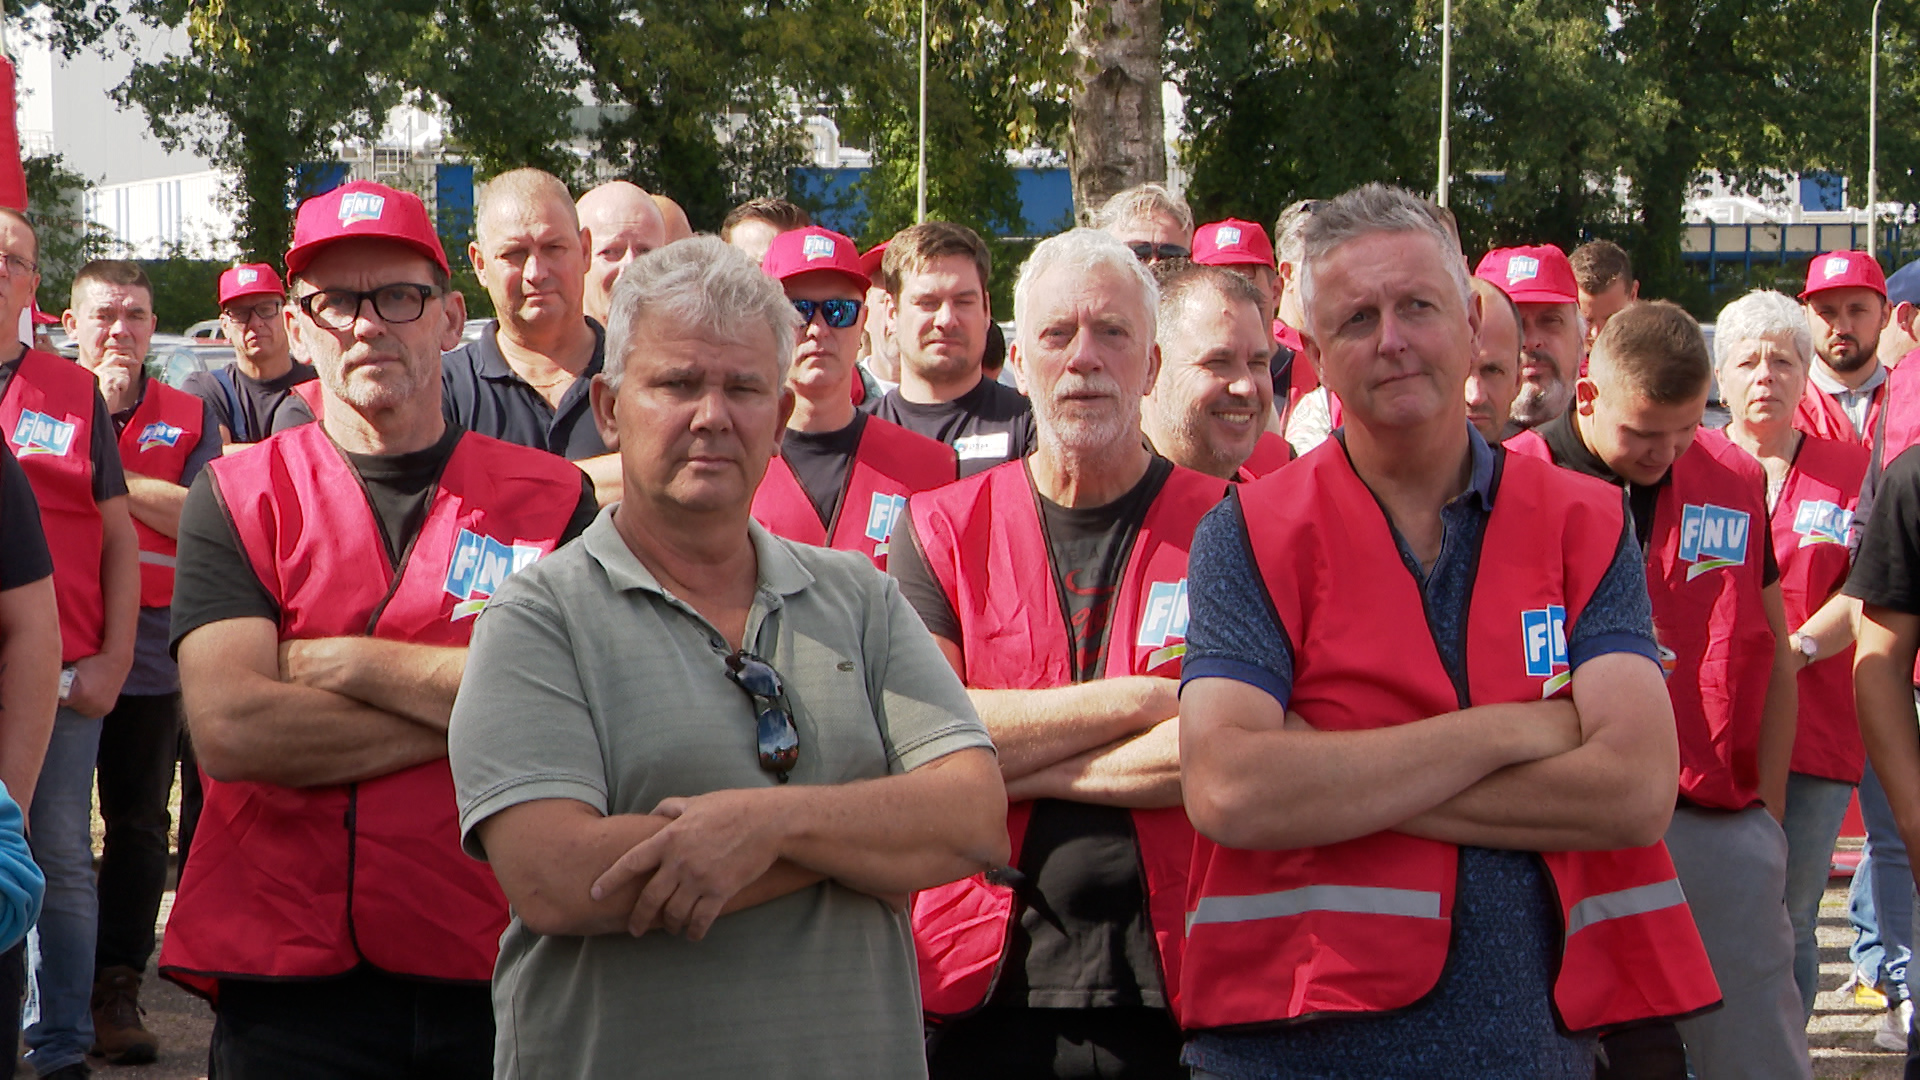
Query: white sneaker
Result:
<box><xmin>1874</xmin><ymin>999</ymin><xmax>1913</xmax><ymax>1053</ymax></box>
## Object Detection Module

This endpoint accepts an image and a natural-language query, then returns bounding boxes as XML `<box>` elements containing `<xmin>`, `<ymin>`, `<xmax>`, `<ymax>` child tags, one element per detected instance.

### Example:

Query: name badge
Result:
<box><xmin>954</xmin><ymin>431</ymin><xmax>1010</xmax><ymax>461</ymax></box>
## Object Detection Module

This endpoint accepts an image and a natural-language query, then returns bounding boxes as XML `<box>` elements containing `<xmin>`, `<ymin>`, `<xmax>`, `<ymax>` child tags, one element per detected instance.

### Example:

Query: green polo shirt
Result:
<box><xmin>449</xmin><ymin>507</ymin><xmax>992</xmax><ymax>1080</ymax></box>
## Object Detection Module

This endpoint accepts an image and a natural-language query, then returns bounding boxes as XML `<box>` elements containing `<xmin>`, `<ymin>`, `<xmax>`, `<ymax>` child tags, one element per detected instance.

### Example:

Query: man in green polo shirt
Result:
<box><xmin>448</xmin><ymin>236</ymin><xmax>1008</xmax><ymax>1079</ymax></box>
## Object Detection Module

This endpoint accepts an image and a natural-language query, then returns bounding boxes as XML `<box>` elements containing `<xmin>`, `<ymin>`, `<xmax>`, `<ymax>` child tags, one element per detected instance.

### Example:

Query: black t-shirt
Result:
<box><xmin>440</xmin><ymin>319</ymin><xmax>608</xmax><ymax>461</ymax></box>
<box><xmin>1849</xmin><ymin>444</ymin><xmax>1920</xmax><ymax>619</ymax></box>
<box><xmin>0</xmin><ymin>352</ymin><xmax>129</xmax><ymax>503</ymax></box>
<box><xmin>866</xmin><ymin>375</ymin><xmax>1034</xmax><ymax>478</ymax></box>
<box><xmin>781</xmin><ymin>412</ymin><xmax>867</xmax><ymax>530</ymax></box>
<box><xmin>0</xmin><ymin>443</ymin><xmax>51</xmax><ymax>591</ymax></box>
<box><xmin>182</xmin><ymin>361</ymin><xmax>318</xmax><ymax>444</ymax></box>
<box><xmin>893</xmin><ymin>456</ymin><xmax>1174</xmax><ymax>1008</ymax></box>
<box><xmin>1537</xmin><ymin>411</ymin><xmax>1779</xmax><ymax>585</ymax></box>
<box><xmin>168</xmin><ymin>426</ymin><xmax>598</xmax><ymax>652</ymax></box>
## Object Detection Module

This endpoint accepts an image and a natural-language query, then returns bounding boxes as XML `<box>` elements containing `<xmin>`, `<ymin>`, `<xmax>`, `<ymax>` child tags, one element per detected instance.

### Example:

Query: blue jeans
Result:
<box><xmin>1852</xmin><ymin>762</ymin><xmax>1912</xmax><ymax>1002</ymax></box>
<box><xmin>24</xmin><ymin>708</ymin><xmax>100</xmax><ymax>1074</ymax></box>
<box><xmin>1783</xmin><ymin>772</ymin><xmax>1856</xmax><ymax>1016</ymax></box>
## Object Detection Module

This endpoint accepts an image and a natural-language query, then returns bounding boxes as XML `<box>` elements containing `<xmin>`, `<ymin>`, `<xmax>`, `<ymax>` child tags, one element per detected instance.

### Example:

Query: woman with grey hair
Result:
<box><xmin>1707</xmin><ymin>288</ymin><xmax>1873</xmax><ymax>1024</ymax></box>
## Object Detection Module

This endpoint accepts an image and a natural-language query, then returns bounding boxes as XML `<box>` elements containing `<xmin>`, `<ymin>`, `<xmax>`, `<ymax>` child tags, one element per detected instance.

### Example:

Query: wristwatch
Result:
<box><xmin>1791</xmin><ymin>632</ymin><xmax>1819</xmax><ymax>664</ymax></box>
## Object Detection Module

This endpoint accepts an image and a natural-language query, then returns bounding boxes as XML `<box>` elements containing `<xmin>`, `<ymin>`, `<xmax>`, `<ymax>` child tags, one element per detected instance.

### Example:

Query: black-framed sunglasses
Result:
<box><xmin>1127</xmin><ymin>242</ymin><xmax>1190</xmax><ymax>264</ymax></box>
<box><xmin>725</xmin><ymin>650</ymin><xmax>800</xmax><ymax>782</ymax></box>
<box><xmin>296</xmin><ymin>283</ymin><xmax>438</xmax><ymax>330</ymax></box>
<box><xmin>792</xmin><ymin>298</ymin><xmax>864</xmax><ymax>329</ymax></box>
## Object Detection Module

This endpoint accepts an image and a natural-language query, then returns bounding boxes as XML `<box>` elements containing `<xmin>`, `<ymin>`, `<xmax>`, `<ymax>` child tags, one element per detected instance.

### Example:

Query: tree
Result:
<box><xmin>1068</xmin><ymin>0</ymin><xmax>1166</xmax><ymax>219</ymax></box>
<box><xmin>403</xmin><ymin>0</ymin><xmax>586</xmax><ymax>183</ymax></box>
<box><xmin>22</xmin><ymin>153</ymin><xmax>118</xmax><ymax>315</ymax></box>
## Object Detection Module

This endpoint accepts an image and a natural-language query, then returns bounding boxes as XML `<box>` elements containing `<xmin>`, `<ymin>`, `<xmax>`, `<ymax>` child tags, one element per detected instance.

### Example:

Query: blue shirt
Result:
<box><xmin>1180</xmin><ymin>429</ymin><xmax>1659</xmax><ymax>1080</ymax></box>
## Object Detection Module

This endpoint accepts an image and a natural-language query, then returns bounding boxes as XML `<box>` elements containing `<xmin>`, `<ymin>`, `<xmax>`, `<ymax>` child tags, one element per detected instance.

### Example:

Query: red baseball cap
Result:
<box><xmin>1801</xmin><ymin>250</ymin><xmax>1886</xmax><ymax>300</ymax></box>
<box><xmin>1193</xmin><ymin>219</ymin><xmax>1275</xmax><ymax>268</ymax></box>
<box><xmin>762</xmin><ymin>227</ymin><xmax>868</xmax><ymax>292</ymax></box>
<box><xmin>859</xmin><ymin>240</ymin><xmax>890</xmax><ymax>281</ymax></box>
<box><xmin>1474</xmin><ymin>244</ymin><xmax>1578</xmax><ymax>304</ymax></box>
<box><xmin>217</xmin><ymin>263</ymin><xmax>284</xmax><ymax>306</ymax></box>
<box><xmin>285</xmin><ymin>181</ymin><xmax>449</xmax><ymax>278</ymax></box>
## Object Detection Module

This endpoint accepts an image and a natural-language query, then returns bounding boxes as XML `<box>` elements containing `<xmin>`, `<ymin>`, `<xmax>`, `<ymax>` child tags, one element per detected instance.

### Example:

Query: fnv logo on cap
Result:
<box><xmin>236</xmin><ymin>268</ymin><xmax>258</xmax><ymax>285</ymax></box>
<box><xmin>1507</xmin><ymin>255</ymin><xmax>1541</xmax><ymax>285</ymax></box>
<box><xmin>338</xmin><ymin>192</ymin><xmax>387</xmax><ymax>227</ymax></box>
<box><xmin>1825</xmin><ymin>255</ymin><xmax>1854</xmax><ymax>281</ymax></box>
<box><xmin>1216</xmin><ymin>225</ymin><xmax>1242</xmax><ymax>246</ymax></box>
<box><xmin>802</xmin><ymin>234</ymin><xmax>836</xmax><ymax>262</ymax></box>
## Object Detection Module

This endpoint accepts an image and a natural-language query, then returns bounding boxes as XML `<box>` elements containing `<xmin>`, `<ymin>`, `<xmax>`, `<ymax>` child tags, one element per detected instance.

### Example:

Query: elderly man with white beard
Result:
<box><xmin>890</xmin><ymin>228</ymin><xmax>1226</xmax><ymax>1080</ymax></box>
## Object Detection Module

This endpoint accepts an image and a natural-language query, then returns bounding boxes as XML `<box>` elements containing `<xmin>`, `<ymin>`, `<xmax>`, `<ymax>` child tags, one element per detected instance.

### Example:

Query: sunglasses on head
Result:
<box><xmin>791</xmin><ymin>298</ymin><xmax>864</xmax><ymax>329</ymax></box>
<box><xmin>725</xmin><ymin>650</ymin><xmax>800</xmax><ymax>782</ymax></box>
<box><xmin>1127</xmin><ymin>242</ymin><xmax>1191</xmax><ymax>264</ymax></box>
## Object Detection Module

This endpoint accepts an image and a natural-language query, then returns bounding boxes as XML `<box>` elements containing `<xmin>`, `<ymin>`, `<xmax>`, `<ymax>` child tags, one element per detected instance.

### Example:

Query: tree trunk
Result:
<box><xmin>1068</xmin><ymin>0</ymin><xmax>1165</xmax><ymax>225</ymax></box>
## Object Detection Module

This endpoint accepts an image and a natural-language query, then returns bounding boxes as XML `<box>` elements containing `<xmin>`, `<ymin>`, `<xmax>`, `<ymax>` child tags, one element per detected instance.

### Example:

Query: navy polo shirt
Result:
<box><xmin>440</xmin><ymin>319</ymin><xmax>608</xmax><ymax>461</ymax></box>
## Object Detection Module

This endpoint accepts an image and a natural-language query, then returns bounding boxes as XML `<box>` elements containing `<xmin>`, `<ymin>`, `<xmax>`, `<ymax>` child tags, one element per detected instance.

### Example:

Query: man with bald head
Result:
<box><xmin>575</xmin><ymin>181</ymin><xmax>666</xmax><ymax>326</ymax></box>
<box><xmin>652</xmin><ymin>194</ymin><xmax>692</xmax><ymax>243</ymax></box>
<box><xmin>437</xmin><ymin>167</ymin><xmax>623</xmax><ymax>503</ymax></box>
<box><xmin>1465</xmin><ymin>277</ymin><xmax>1522</xmax><ymax>442</ymax></box>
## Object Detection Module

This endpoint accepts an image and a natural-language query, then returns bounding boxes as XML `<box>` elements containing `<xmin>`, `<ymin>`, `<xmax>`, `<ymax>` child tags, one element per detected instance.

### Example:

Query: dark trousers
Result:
<box><xmin>0</xmin><ymin>941</ymin><xmax>23</xmax><ymax>1080</ymax></box>
<box><xmin>210</xmin><ymin>968</ymin><xmax>493</xmax><ymax>1080</ymax></box>
<box><xmin>94</xmin><ymin>692</ymin><xmax>180</xmax><ymax>974</ymax></box>
<box><xmin>1596</xmin><ymin>1023</ymin><xmax>1687</xmax><ymax>1079</ymax></box>
<box><xmin>177</xmin><ymin>728</ymin><xmax>204</xmax><ymax>877</ymax></box>
<box><xmin>928</xmin><ymin>1006</ymin><xmax>1186</xmax><ymax>1080</ymax></box>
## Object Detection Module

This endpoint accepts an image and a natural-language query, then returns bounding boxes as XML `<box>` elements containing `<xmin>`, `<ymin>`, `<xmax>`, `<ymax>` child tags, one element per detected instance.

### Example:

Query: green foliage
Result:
<box><xmin>405</xmin><ymin>0</ymin><xmax>585</xmax><ymax>182</ymax></box>
<box><xmin>22</xmin><ymin>154</ymin><xmax>119</xmax><ymax>316</ymax></box>
<box><xmin>137</xmin><ymin>250</ymin><xmax>226</xmax><ymax>333</ymax></box>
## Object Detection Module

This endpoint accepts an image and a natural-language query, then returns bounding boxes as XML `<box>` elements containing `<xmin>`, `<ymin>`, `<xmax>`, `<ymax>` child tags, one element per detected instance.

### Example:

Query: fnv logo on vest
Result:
<box><xmin>802</xmin><ymin>234</ymin><xmax>836</xmax><ymax>261</ymax></box>
<box><xmin>864</xmin><ymin>493</ymin><xmax>908</xmax><ymax>551</ymax></box>
<box><xmin>1678</xmin><ymin>503</ymin><xmax>1751</xmax><ymax>580</ymax></box>
<box><xmin>443</xmin><ymin>529</ymin><xmax>542</xmax><ymax>620</ymax></box>
<box><xmin>1793</xmin><ymin>499</ymin><xmax>1853</xmax><ymax>548</ymax></box>
<box><xmin>1506</xmin><ymin>255</ymin><xmax>1540</xmax><ymax>285</ymax></box>
<box><xmin>1137</xmin><ymin>580</ymin><xmax>1189</xmax><ymax>671</ymax></box>
<box><xmin>137</xmin><ymin>421</ymin><xmax>184</xmax><ymax>452</ymax></box>
<box><xmin>1522</xmin><ymin>605</ymin><xmax>1572</xmax><ymax>697</ymax></box>
<box><xmin>1216</xmin><ymin>225</ymin><xmax>1242</xmax><ymax>246</ymax></box>
<box><xmin>338</xmin><ymin>192</ymin><xmax>386</xmax><ymax>227</ymax></box>
<box><xmin>12</xmin><ymin>410</ymin><xmax>75</xmax><ymax>457</ymax></box>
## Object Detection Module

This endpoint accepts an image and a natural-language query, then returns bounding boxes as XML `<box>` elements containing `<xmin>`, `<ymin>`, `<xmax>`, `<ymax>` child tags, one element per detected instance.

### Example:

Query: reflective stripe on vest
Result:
<box><xmin>1565</xmin><ymin>878</ymin><xmax>1689</xmax><ymax>936</ymax></box>
<box><xmin>138</xmin><ymin>551</ymin><xmax>174</xmax><ymax>568</ymax></box>
<box><xmin>1187</xmin><ymin>884</ymin><xmax>1444</xmax><ymax>932</ymax></box>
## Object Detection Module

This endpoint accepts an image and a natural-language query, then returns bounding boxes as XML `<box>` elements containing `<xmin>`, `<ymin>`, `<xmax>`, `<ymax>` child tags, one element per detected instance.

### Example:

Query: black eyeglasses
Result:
<box><xmin>792</xmin><ymin>298</ymin><xmax>863</xmax><ymax>329</ymax></box>
<box><xmin>1128</xmin><ymin>242</ymin><xmax>1190</xmax><ymax>264</ymax></box>
<box><xmin>725</xmin><ymin>650</ymin><xmax>799</xmax><ymax>782</ymax></box>
<box><xmin>296</xmin><ymin>283</ymin><xmax>437</xmax><ymax>330</ymax></box>
<box><xmin>221</xmin><ymin>299</ymin><xmax>284</xmax><ymax>325</ymax></box>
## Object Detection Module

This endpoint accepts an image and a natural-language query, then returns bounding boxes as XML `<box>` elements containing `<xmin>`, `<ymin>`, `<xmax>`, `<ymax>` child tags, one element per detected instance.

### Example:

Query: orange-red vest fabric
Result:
<box><xmin>907</xmin><ymin>460</ymin><xmax>1226</xmax><ymax>1022</ymax></box>
<box><xmin>1</xmin><ymin>349</ymin><xmax>105</xmax><ymax>662</ymax></box>
<box><xmin>1181</xmin><ymin>439</ymin><xmax>1719</xmax><ymax>1033</ymax></box>
<box><xmin>159</xmin><ymin>423</ymin><xmax>582</xmax><ymax>999</ymax></box>
<box><xmin>117</xmin><ymin>380</ymin><xmax>207</xmax><ymax>607</ymax></box>
<box><xmin>751</xmin><ymin>417</ymin><xmax>954</xmax><ymax>570</ymax></box>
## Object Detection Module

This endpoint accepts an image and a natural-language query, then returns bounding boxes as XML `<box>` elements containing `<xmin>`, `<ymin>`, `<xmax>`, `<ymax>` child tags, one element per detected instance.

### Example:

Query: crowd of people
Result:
<box><xmin>0</xmin><ymin>165</ymin><xmax>1905</xmax><ymax>1079</ymax></box>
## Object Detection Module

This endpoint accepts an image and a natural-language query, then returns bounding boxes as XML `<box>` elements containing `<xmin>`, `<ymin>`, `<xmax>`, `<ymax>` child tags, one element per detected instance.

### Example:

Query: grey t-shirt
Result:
<box><xmin>449</xmin><ymin>509</ymin><xmax>993</xmax><ymax>1080</ymax></box>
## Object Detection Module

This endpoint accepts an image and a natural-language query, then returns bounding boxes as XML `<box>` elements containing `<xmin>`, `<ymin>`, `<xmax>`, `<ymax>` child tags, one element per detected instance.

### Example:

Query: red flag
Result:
<box><xmin>0</xmin><ymin>55</ymin><xmax>28</xmax><ymax>210</ymax></box>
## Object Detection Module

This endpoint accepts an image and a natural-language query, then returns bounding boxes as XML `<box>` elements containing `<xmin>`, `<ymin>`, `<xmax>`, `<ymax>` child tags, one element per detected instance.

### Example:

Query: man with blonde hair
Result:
<box><xmin>1094</xmin><ymin>183</ymin><xmax>1194</xmax><ymax>265</ymax></box>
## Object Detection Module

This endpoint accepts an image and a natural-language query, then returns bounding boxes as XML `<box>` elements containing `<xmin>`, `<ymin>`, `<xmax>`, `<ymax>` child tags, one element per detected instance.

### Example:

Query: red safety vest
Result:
<box><xmin>117</xmin><ymin>379</ymin><xmax>207</xmax><ymax>608</ymax></box>
<box><xmin>159</xmin><ymin>423</ymin><xmax>583</xmax><ymax>1000</ymax></box>
<box><xmin>0</xmin><ymin>349</ymin><xmax>105</xmax><ymax>662</ymax></box>
<box><xmin>1883</xmin><ymin>358</ymin><xmax>1920</xmax><ymax>462</ymax></box>
<box><xmin>1794</xmin><ymin>377</ymin><xmax>1885</xmax><ymax>452</ymax></box>
<box><xmin>1509</xmin><ymin>428</ymin><xmax>1775</xmax><ymax>810</ymax></box>
<box><xmin>751</xmin><ymin>416</ymin><xmax>955</xmax><ymax>569</ymax></box>
<box><xmin>1181</xmin><ymin>440</ymin><xmax>1719</xmax><ymax>1033</ymax></box>
<box><xmin>907</xmin><ymin>459</ymin><xmax>1226</xmax><ymax>1022</ymax></box>
<box><xmin>1236</xmin><ymin>431</ymin><xmax>1291</xmax><ymax>481</ymax></box>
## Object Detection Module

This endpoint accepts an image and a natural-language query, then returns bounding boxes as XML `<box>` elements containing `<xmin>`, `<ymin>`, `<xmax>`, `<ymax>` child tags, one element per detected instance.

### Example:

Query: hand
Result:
<box><xmin>63</xmin><ymin>651</ymin><xmax>131</xmax><ymax>718</ymax></box>
<box><xmin>91</xmin><ymin>358</ymin><xmax>140</xmax><ymax>414</ymax></box>
<box><xmin>589</xmin><ymin>789</ymin><xmax>786</xmax><ymax>940</ymax></box>
<box><xmin>279</xmin><ymin>637</ymin><xmax>344</xmax><ymax>692</ymax></box>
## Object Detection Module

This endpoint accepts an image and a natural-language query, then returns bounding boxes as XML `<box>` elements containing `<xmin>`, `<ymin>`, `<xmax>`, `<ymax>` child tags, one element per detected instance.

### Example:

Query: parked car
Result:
<box><xmin>145</xmin><ymin>335</ymin><xmax>214</xmax><ymax>389</ymax></box>
<box><xmin>462</xmin><ymin>318</ymin><xmax>491</xmax><ymax>344</ymax></box>
<box><xmin>185</xmin><ymin>319</ymin><xmax>227</xmax><ymax>344</ymax></box>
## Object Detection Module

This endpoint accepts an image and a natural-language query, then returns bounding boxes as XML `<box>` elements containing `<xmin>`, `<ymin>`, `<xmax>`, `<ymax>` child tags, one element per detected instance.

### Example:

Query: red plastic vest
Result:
<box><xmin>751</xmin><ymin>416</ymin><xmax>955</xmax><ymax>570</ymax></box>
<box><xmin>117</xmin><ymin>380</ymin><xmax>207</xmax><ymax>608</ymax></box>
<box><xmin>907</xmin><ymin>459</ymin><xmax>1227</xmax><ymax>1022</ymax></box>
<box><xmin>1236</xmin><ymin>431</ymin><xmax>1291</xmax><ymax>481</ymax></box>
<box><xmin>1767</xmin><ymin>434</ymin><xmax>1870</xmax><ymax>783</ymax></box>
<box><xmin>159</xmin><ymin>423</ymin><xmax>583</xmax><ymax>999</ymax></box>
<box><xmin>1882</xmin><ymin>357</ymin><xmax>1920</xmax><ymax>462</ymax></box>
<box><xmin>0</xmin><ymin>349</ymin><xmax>105</xmax><ymax>662</ymax></box>
<box><xmin>1794</xmin><ymin>378</ymin><xmax>1885</xmax><ymax>452</ymax></box>
<box><xmin>1182</xmin><ymin>440</ymin><xmax>1720</xmax><ymax>1033</ymax></box>
<box><xmin>1509</xmin><ymin>427</ymin><xmax>1775</xmax><ymax>809</ymax></box>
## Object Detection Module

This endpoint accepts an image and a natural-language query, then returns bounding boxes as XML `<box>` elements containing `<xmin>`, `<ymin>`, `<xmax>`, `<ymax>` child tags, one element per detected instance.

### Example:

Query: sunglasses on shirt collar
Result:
<box><xmin>725</xmin><ymin>650</ymin><xmax>800</xmax><ymax>782</ymax></box>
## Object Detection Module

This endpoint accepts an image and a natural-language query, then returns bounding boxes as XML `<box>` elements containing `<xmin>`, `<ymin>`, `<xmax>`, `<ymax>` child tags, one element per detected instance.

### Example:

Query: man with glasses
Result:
<box><xmin>161</xmin><ymin>180</ymin><xmax>597</xmax><ymax>1078</ymax></box>
<box><xmin>448</xmin><ymin>237</ymin><xmax>1004</xmax><ymax>1078</ymax></box>
<box><xmin>63</xmin><ymin>259</ymin><xmax>221</xmax><ymax>1069</ymax></box>
<box><xmin>750</xmin><ymin>226</ymin><xmax>954</xmax><ymax>567</ymax></box>
<box><xmin>867</xmin><ymin>222</ymin><xmax>1034</xmax><ymax>477</ymax></box>
<box><xmin>1094</xmin><ymin>183</ymin><xmax>1194</xmax><ymax>265</ymax></box>
<box><xmin>0</xmin><ymin>226</ymin><xmax>141</xmax><ymax>1080</ymax></box>
<box><xmin>182</xmin><ymin>264</ymin><xmax>317</xmax><ymax>446</ymax></box>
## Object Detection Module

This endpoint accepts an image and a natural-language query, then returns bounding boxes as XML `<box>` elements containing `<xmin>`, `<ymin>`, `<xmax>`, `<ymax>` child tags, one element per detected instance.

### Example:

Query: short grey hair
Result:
<box><xmin>1093</xmin><ymin>183</ymin><xmax>1194</xmax><ymax>235</ymax></box>
<box><xmin>1157</xmin><ymin>263</ymin><xmax>1263</xmax><ymax>344</ymax></box>
<box><xmin>602</xmin><ymin>236</ymin><xmax>801</xmax><ymax>390</ymax></box>
<box><xmin>1274</xmin><ymin>198</ymin><xmax>1320</xmax><ymax>267</ymax></box>
<box><xmin>1015</xmin><ymin>228</ymin><xmax>1159</xmax><ymax>341</ymax></box>
<box><xmin>1714</xmin><ymin>289</ymin><xmax>1813</xmax><ymax>369</ymax></box>
<box><xmin>1296</xmin><ymin>184</ymin><xmax>1472</xmax><ymax>337</ymax></box>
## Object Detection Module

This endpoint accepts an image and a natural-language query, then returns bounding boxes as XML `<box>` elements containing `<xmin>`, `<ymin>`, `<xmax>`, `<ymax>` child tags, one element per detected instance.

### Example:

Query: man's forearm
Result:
<box><xmin>1797</xmin><ymin>593</ymin><xmax>1859</xmax><ymax>662</ymax></box>
<box><xmin>972</xmin><ymin>676</ymin><xmax>1178</xmax><ymax>780</ymax></box>
<box><xmin>0</xmin><ymin>579</ymin><xmax>61</xmax><ymax>807</ymax></box>
<box><xmin>190</xmin><ymin>675</ymin><xmax>449</xmax><ymax>787</ymax></box>
<box><xmin>1003</xmin><ymin>718</ymin><xmax>1181</xmax><ymax>808</ymax></box>
<box><xmin>1856</xmin><ymin>608</ymin><xmax>1920</xmax><ymax>854</ymax></box>
<box><xmin>283</xmin><ymin>638</ymin><xmax>467</xmax><ymax>729</ymax></box>
<box><xmin>124</xmin><ymin>473</ymin><xmax>190</xmax><ymax>539</ymax></box>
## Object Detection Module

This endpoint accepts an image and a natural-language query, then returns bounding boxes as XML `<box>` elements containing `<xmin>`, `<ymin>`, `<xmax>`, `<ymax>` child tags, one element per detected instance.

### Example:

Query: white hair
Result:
<box><xmin>602</xmin><ymin>236</ymin><xmax>800</xmax><ymax>389</ymax></box>
<box><xmin>1092</xmin><ymin>183</ymin><xmax>1194</xmax><ymax>235</ymax></box>
<box><xmin>1014</xmin><ymin>228</ymin><xmax>1160</xmax><ymax>341</ymax></box>
<box><xmin>1713</xmin><ymin>289</ymin><xmax>1813</xmax><ymax>369</ymax></box>
<box><xmin>1296</xmin><ymin>184</ymin><xmax>1472</xmax><ymax>337</ymax></box>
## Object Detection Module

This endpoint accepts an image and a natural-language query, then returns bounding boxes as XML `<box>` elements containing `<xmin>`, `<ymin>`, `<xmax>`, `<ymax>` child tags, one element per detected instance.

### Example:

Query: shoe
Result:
<box><xmin>1875</xmin><ymin>999</ymin><xmax>1914</xmax><ymax>1053</ymax></box>
<box><xmin>38</xmin><ymin>1063</ymin><xmax>92</xmax><ymax>1079</ymax></box>
<box><xmin>88</xmin><ymin>965</ymin><xmax>158</xmax><ymax>1065</ymax></box>
<box><xmin>1843</xmin><ymin>970</ymin><xmax>1892</xmax><ymax>1010</ymax></box>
